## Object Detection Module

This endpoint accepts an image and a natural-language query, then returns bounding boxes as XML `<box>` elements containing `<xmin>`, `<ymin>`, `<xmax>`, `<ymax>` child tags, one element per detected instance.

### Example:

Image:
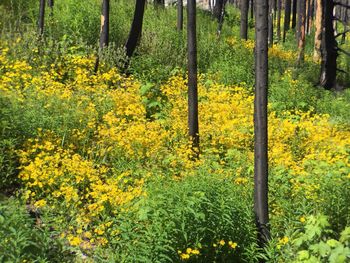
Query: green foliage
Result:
<box><xmin>94</xmin><ymin>173</ymin><xmax>257</xmax><ymax>262</ymax></box>
<box><xmin>266</xmin><ymin>215</ymin><xmax>350</xmax><ymax>263</ymax></box>
<box><xmin>0</xmin><ymin>198</ymin><xmax>72</xmax><ymax>263</ymax></box>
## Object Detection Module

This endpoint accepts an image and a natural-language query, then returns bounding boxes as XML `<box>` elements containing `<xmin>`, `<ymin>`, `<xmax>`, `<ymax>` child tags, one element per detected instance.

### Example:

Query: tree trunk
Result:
<box><xmin>320</xmin><ymin>0</ymin><xmax>337</xmax><ymax>90</ymax></box>
<box><xmin>99</xmin><ymin>0</ymin><xmax>110</xmax><ymax>49</ymax></box>
<box><xmin>268</xmin><ymin>0</ymin><xmax>274</xmax><ymax>45</ymax></box>
<box><xmin>292</xmin><ymin>0</ymin><xmax>297</xmax><ymax>28</ymax></box>
<box><xmin>187</xmin><ymin>0</ymin><xmax>200</xmax><ymax>155</ymax></box>
<box><xmin>213</xmin><ymin>0</ymin><xmax>225</xmax><ymax>22</ymax></box>
<box><xmin>283</xmin><ymin>0</ymin><xmax>292</xmax><ymax>42</ymax></box>
<box><xmin>276</xmin><ymin>0</ymin><xmax>281</xmax><ymax>41</ymax></box>
<box><xmin>217</xmin><ymin>0</ymin><xmax>227</xmax><ymax>36</ymax></box>
<box><xmin>254</xmin><ymin>0</ymin><xmax>270</xmax><ymax>249</ymax></box>
<box><xmin>241</xmin><ymin>0</ymin><xmax>249</xmax><ymax>39</ymax></box>
<box><xmin>313</xmin><ymin>0</ymin><xmax>322</xmax><ymax>61</ymax></box>
<box><xmin>250</xmin><ymin>0</ymin><xmax>254</xmax><ymax>19</ymax></box>
<box><xmin>297</xmin><ymin>0</ymin><xmax>306</xmax><ymax>63</ymax></box>
<box><xmin>177</xmin><ymin>0</ymin><xmax>183</xmax><ymax>31</ymax></box>
<box><xmin>38</xmin><ymin>0</ymin><xmax>46</xmax><ymax>35</ymax></box>
<box><xmin>125</xmin><ymin>0</ymin><xmax>147</xmax><ymax>59</ymax></box>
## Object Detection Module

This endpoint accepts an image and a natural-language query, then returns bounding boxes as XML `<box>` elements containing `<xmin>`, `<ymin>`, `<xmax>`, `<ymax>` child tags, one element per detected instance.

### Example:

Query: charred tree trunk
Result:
<box><xmin>94</xmin><ymin>0</ymin><xmax>110</xmax><ymax>73</ymax></box>
<box><xmin>313</xmin><ymin>0</ymin><xmax>323</xmax><ymax>61</ymax></box>
<box><xmin>125</xmin><ymin>0</ymin><xmax>146</xmax><ymax>59</ymax></box>
<box><xmin>268</xmin><ymin>0</ymin><xmax>274</xmax><ymax>45</ymax></box>
<box><xmin>38</xmin><ymin>0</ymin><xmax>46</xmax><ymax>36</ymax></box>
<box><xmin>241</xmin><ymin>0</ymin><xmax>249</xmax><ymax>39</ymax></box>
<box><xmin>213</xmin><ymin>0</ymin><xmax>225</xmax><ymax>21</ymax></box>
<box><xmin>99</xmin><ymin>0</ymin><xmax>110</xmax><ymax>49</ymax></box>
<box><xmin>254</xmin><ymin>0</ymin><xmax>270</xmax><ymax>250</ymax></box>
<box><xmin>250</xmin><ymin>0</ymin><xmax>254</xmax><ymax>19</ymax></box>
<box><xmin>283</xmin><ymin>0</ymin><xmax>292</xmax><ymax>41</ymax></box>
<box><xmin>320</xmin><ymin>0</ymin><xmax>337</xmax><ymax>90</ymax></box>
<box><xmin>297</xmin><ymin>0</ymin><xmax>306</xmax><ymax>63</ymax></box>
<box><xmin>217</xmin><ymin>0</ymin><xmax>227</xmax><ymax>36</ymax></box>
<box><xmin>187</xmin><ymin>0</ymin><xmax>200</xmax><ymax>155</ymax></box>
<box><xmin>276</xmin><ymin>0</ymin><xmax>281</xmax><ymax>41</ymax></box>
<box><xmin>292</xmin><ymin>0</ymin><xmax>297</xmax><ymax>28</ymax></box>
<box><xmin>177</xmin><ymin>0</ymin><xmax>183</xmax><ymax>31</ymax></box>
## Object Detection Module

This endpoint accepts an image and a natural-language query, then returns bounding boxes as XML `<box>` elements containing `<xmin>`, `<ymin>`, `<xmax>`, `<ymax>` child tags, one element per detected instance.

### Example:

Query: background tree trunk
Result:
<box><xmin>241</xmin><ymin>0</ymin><xmax>249</xmax><ymax>39</ymax></box>
<box><xmin>187</xmin><ymin>0</ymin><xmax>200</xmax><ymax>155</ymax></box>
<box><xmin>268</xmin><ymin>0</ymin><xmax>274</xmax><ymax>45</ymax></box>
<box><xmin>313</xmin><ymin>0</ymin><xmax>323</xmax><ymax>61</ymax></box>
<box><xmin>297</xmin><ymin>0</ymin><xmax>306</xmax><ymax>63</ymax></box>
<box><xmin>177</xmin><ymin>0</ymin><xmax>183</xmax><ymax>31</ymax></box>
<box><xmin>292</xmin><ymin>0</ymin><xmax>297</xmax><ymax>28</ymax></box>
<box><xmin>276</xmin><ymin>0</ymin><xmax>281</xmax><ymax>41</ymax></box>
<box><xmin>38</xmin><ymin>0</ymin><xmax>46</xmax><ymax>35</ymax></box>
<box><xmin>254</xmin><ymin>0</ymin><xmax>270</xmax><ymax>249</ymax></box>
<box><xmin>125</xmin><ymin>0</ymin><xmax>147</xmax><ymax>59</ymax></box>
<box><xmin>283</xmin><ymin>0</ymin><xmax>292</xmax><ymax>42</ymax></box>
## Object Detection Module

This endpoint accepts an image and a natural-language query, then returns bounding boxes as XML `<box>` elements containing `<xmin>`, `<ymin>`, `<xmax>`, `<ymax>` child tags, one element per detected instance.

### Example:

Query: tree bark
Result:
<box><xmin>177</xmin><ymin>0</ymin><xmax>183</xmax><ymax>31</ymax></box>
<box><xmin>313</xmin><ymin>0</ymin><xmax>323</xmax><ymax>61</ymax></box>
<box><xmin>99</xmin><ymin>0</ymin><xmax>110</xmax><ymax>49</ymax></box>
<box><xmin>254</xmin><ymin>0</ymin><xmax>270</xmax><ymax>249</ymax></box>
<box><xmin>292</xmin><ymin>0</ymin><xmax>297</xmax><ymax>28</ymax></box>
<box><xmin>125</xmin><ymin>0</ymin><xmax>147</xmax><ymax>59</ymax></box>
<box><xmin>283</xmin><ymin>0</ymin><xmax>292</xmax><ymax>42</ymax></box>
<box><xmin>297</xmin><ymin>0</ymin><xmax>306</xmax><ymax>63</ymax></box>
<box><xmin>187</xmin><ymin>0</ymin><xmax>200</xmax><ymax>155</ymax></box>
<box><xmin>268</xmin><ymin>0</ymin><xmax>274</xmax><ymax>45</ymax></box>
<box><xmin>38</xmin><ymin>0</ymin><xmax>46</xmax><ymax>35</ymax></box>
<box><xmin>241</xmin><ymin>0</ymin><xmax>249</xmax><ymax>39</ymax></box>
<box><xmin>276</xmin><ymin>0</ymin><xmax>281</xmax><ymax>41</ymax></box>
<box><xmin>320</xmin><ymin>0</ymin><xmax>337</xmax><ymax>90</ymax></box>
<box><xmin>47</xmin><ymin>0</ymin><xmax>54</xmax><ymax>16</ymax></box>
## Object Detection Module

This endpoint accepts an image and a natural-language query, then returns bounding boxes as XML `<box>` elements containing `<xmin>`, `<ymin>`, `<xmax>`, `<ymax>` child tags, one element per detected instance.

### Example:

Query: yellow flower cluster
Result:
<box><xmin>178</xmin><ymin>248</ymin><xmax>200</xmax><ymax>260</ymax></box>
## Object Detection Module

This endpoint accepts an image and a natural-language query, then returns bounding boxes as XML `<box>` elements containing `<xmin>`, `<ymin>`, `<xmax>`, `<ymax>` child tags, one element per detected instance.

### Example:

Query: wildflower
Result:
<box><xmin>219</xmin><ymin>240</ymin><xmax>225</xmax><ymax>246</ymax></box>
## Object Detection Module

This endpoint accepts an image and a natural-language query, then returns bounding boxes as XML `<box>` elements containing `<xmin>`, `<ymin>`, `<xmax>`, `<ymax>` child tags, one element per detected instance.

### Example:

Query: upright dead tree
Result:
<box><xmin>177</xmin><ymin>0</ymin><xmax>183</xmax><ymax>31</ymax></box>
<box><xmin>268</xmin><ymin>0</ymin><xmax>275</xmax><ymax>45</ymax></box>
<box><xmin>38</xmin><ymin>0</ymin><xmax>46</xmax><ymax>36</ymax></box>
<box><xmin>240</xmin><ymin>0</ymin><xmax>249</xmax><ymax>39</ymax></box>
<box><xmin>292</xmin><ymin>0</ymin><xmax>297</xmax><ymax>28</ymax></box>
<box><xmin>187</xmin><ymin>0</ymin><xmax>200</xmax><ymax>156</ymax></box>
<box><xmin>313</xmin><ymin>0</ymin><xmax>323</xmax><ymax>61</ymax></box>
<box><xmin>319</xmin><ymin>0</ymin><xmax>337</xmax><ymax>89</ymax></box>
<box><xmin>254</xmin><ymin>0</ymin><xmax>270</xmax><ymax>250</ymax></box>
<box><xmin>297</xmin><ymin>0</ymin><xmax>306</xmax><ymax>63</ymax></box>
<box><xmin>125</xmin><ymin>0</ymin><xmax>147</xmax><ymax>59</ymax></box>
<box><xmin>276</xmin><ymin>0</ymin><xmax>282</xmax><ymax>41</ymax></box>
<box><xmin>94</xmin><ymin>0</ymin><xmax>110</xmax><ymax>73</ymax></box>
<box><xmin>283</xmin><ymin>0</ymin><xmax>292</xmax><ymax>41</ymax></box>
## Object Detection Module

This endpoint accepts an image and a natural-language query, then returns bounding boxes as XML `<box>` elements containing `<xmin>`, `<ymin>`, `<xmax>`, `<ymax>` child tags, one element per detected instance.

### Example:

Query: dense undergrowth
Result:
<box><xmin>0</xmin><ymin>0</ymin><xmax>350</xmax><ymax>262</ymax></box>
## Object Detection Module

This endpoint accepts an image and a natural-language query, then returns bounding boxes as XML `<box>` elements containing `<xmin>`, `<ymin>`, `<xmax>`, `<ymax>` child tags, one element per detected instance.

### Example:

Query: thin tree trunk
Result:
<box><xmin>297</xmin><ymin>0</ymin><xmax>306</xmax><ymax>63</ymax></box>
<box><xmin>292</xmin><ymin>0</ymin><xmax>297</xmax><ymax>28</ymax></box>
<box><xmin>254</xmin><ymin>0</ymin><xmax>270</xmax><ymax>249</ymax></box>
<box><xmin>241</xmin><ymin>0</ymin><xmax>249</xmax><ymax>39</ymax></box>
<box><xmin>125</xmin><ymin>0</ymin><xmax>147</xmax><ymax>59</ymax></box>
<box><xmin>177</xmin><ymin>0</ymin><xmax>183</xmax><ymax>31</ymax></box>
<box><xmin>306</xmin><ymin>0</ymin><xmax>311</xmax><ymax>34</ymax></box>
<box><xmin>276</xmin><ymin>0</ymin><xmax>281</xmax><ymax>41</ymax></box>
<box><xmin>94</xmin><ymin>0</ymin><xmax>110</xmax><ymax>73</ymax></box>
<box><xmin>100</xmin><ymin>0</ymin><xmax>110</xmax><ymax>49</ymax></box>
<box><xmin>268</xmin><ymin>0</ymin><xmax>274</xmax><ymax>45</ymax></box>
<box><xmin>320</xmin><ymin>0</ymin><xmax>337</xmax><ymax>90</ymax></box>
<box><xmin>217</xmin><ymin>0</ymin><xmax>227</xmax><ymax>36</ymax></box>
<box><xmin>250</xmin><ymin>0</ymin><xmax>254</xmax><ymax>19</ymax></box>
<box><xmin>283</xmin><ymin>0</ymin><xmax>292</xmax><ymax>42</ymax></box>
<box><xmin>38</xmin><ymin>0</ymin><xmax>46</xmax><ymax>35</ymax></box>
<box><xmin>187</xmin><ymin>0</ymin><xmax>199</xmax><ymax>155</ymax></box>
<box><xmin>313</xmin><ymin>0</ymin><xmax>323</xmax><ymax>61</ymax></box>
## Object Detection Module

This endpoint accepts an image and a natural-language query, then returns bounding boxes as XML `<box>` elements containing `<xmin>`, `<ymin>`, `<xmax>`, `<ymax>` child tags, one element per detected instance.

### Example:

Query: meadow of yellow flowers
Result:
<box><xmin>1</xmin><ymin>38</ymin><xmax>349</xmax><ymax>261</ymax></box>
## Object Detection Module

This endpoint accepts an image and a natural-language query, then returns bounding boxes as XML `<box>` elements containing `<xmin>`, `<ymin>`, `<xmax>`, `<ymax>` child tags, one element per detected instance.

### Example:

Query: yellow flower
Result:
<box><xmin>219</xmin><ymin>240</ymin><xmax>225</xmax><ymax>246</ymax></box>
<box><xmin>278</xmin><ymin>236</ymin><xmax>289</xmax><ymax>245</ymax></box>
<box><xmin>299</xmin><ymin>216</ymin><xmax>306</xmax><ymax>223</ymax></box>
<box><xmin>228</xmin><ymin>241</ymin><xmax>238</xmax><ymax>249</ymax></box>
<box><xmin>180</xmin><ymin>253</ymin><xmax>190</xmax><ymax>260</ymax></box>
